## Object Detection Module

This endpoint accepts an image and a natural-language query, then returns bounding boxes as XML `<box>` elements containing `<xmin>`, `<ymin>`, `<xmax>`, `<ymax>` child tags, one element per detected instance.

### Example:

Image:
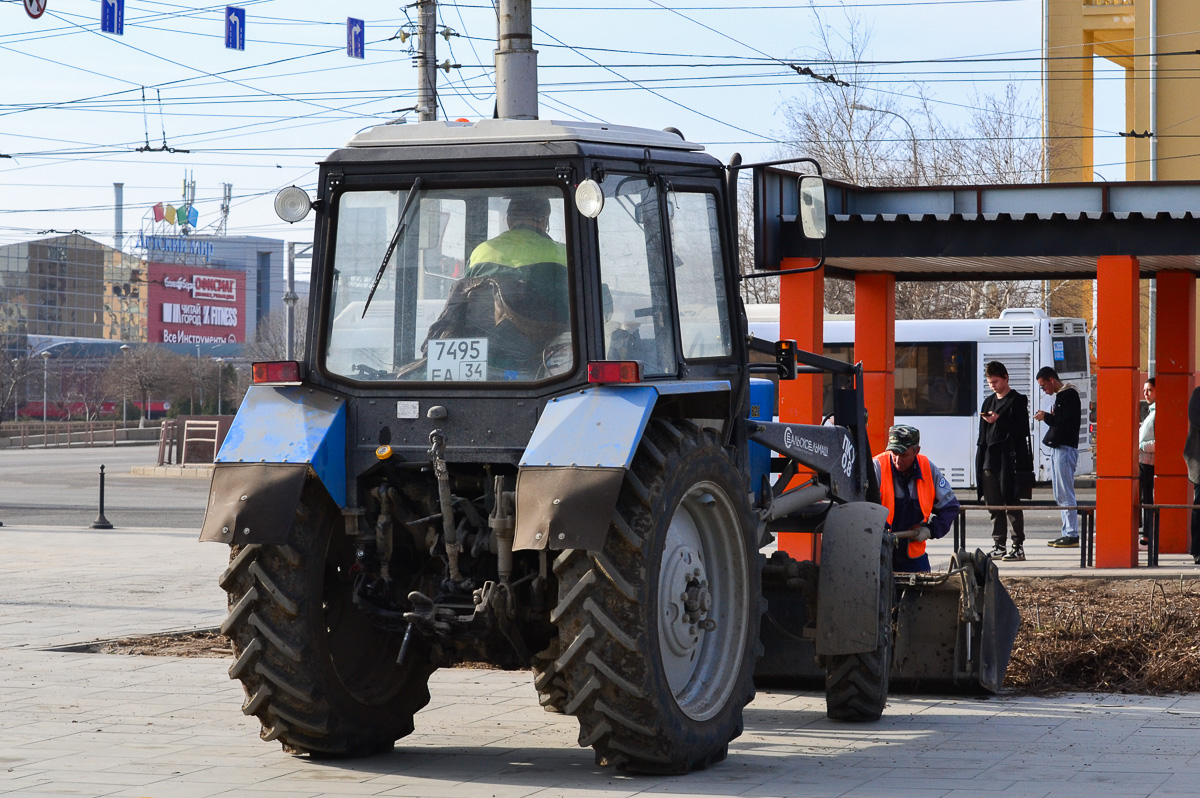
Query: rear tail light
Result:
<box><xmin>587</xmin><ymin>361</ymin><xmax>641</xmax><ymax>384</ymax></box>
<box><xmin>252</xmin><ymin>361</ymin><xmax>303</xmax><ymax>384</ymax></box>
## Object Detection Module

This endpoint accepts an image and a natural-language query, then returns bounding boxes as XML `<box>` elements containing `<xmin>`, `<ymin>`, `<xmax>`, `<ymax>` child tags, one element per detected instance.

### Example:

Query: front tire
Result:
<box><xmin>552</xmin><ymin>419</ymin><xmax>761</xmax><ymax>773</ymax></box>
<box><xmin>219</xmin><ymin>478</ymin><xmax>435</xmax><ymax>755</ymax></box>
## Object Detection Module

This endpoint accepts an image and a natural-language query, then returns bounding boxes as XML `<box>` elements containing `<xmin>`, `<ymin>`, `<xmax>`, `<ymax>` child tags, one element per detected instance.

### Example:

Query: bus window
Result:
<box><xmin>822</xmin><ymin>341</ymin><xmax>973</xmax><ymax>418</ymax></box>
<box><xmin>895</xmin><ymin>342</ymin><xmax>974</xmax><ymax>416</ymax></box>
<box><xmin>1052</xmin><ymin>335</ymin><xmax>1088</xmax><ymax>375</ymax></box>
<box><xmin>821</xmin><ymin>343</ymin><xmax>854</xmax><ymax>419</ymax></box>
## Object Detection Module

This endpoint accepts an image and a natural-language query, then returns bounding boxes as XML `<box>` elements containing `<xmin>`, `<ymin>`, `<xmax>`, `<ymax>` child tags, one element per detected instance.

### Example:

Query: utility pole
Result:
<box><xmin>285</xmin><ymin>243</ymin><xmax>298</xmax><ymax>360</ymax></box>
<box><xmin>416</xmin><ymin>0</ymin><xmax>437</xmax><ymax>121</ymax></box>
<box><xmin>495</xmin><ymin>0</ymin><xmax>537</xmax><ymax>120</ymax></box>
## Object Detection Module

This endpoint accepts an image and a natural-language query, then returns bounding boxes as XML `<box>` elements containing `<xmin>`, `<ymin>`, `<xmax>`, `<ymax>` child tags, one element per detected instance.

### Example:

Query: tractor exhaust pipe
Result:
<box><xmin>495</xmin><ymin>0</ymin><xmax>538</xmax><ymax>119</ymax></box>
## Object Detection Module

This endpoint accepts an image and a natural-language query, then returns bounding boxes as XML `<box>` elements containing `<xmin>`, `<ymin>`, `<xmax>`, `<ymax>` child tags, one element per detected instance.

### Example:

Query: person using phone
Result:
<box><xmin>976</xmin><ymin>360</ymin><xmax>1034</xmax><ymax>562</ymax></box>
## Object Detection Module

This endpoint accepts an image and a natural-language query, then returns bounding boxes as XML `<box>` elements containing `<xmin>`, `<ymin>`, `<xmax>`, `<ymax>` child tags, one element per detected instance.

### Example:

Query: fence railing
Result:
<box><xmin>953</xmin><ymin>501</ymin><xmax>1097</xmax><ymax>567</ymax></box>
<box><xmin>2</xmin><ymin>421</ymin><xmax>136</xmax><ymax>449</ymax></box>
<box><xmin>953</xmin><ymin>500</ymin><xmax>1197</xmax><ymax>568</ymax></box>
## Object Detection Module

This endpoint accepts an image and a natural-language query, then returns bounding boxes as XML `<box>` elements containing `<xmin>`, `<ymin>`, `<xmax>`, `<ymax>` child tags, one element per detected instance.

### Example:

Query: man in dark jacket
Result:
<box><xmin>977</xmin><ymin>360</ymin><xmax>1034</xmax><ymax>562</ymax></box>
<box><xmin>1034</xmin><ymin>366</ymin><xmax>1082</xmax><ymax>548</ymax></box>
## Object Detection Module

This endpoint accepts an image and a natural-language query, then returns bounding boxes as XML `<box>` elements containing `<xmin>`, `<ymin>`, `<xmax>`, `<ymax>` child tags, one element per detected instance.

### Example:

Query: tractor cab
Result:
<box><xmin>280</xmin><ymin>119</ymin><xmax>746</xmax><ymax>469</ymax></box>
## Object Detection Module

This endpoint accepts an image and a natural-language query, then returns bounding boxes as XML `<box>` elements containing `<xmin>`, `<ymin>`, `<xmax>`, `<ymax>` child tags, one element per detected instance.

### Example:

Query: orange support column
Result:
<box><xmin>854</xmin><ymin>273</ymin><xmax>896</xmax><ymax>456</ymax></box>
<box><xmin>777</xmin><ymin>259</ymin><xmax>823</xmax><ymax>561</ymax></box>
<box><xmin>1153</xmin><ymin>271</ymin><xmax>1196</xmax><ymax>554</ymax></box>
<box><xmin>1095</xmin><ymin>255</ymin><xmax>1141</xmax><ymax>568</ymax></box>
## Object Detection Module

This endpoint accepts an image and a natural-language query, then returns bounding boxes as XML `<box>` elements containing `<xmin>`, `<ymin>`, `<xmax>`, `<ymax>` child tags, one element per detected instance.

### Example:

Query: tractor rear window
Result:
<box><xmin>323</xmin><ymin>186</ymin><xmax>573</xmax><ymax>383</ymax></box>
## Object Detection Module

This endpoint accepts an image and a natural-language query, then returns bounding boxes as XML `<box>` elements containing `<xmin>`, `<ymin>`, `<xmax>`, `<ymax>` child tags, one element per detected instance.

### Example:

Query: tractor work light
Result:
<box><xmin>587</xmin><ymin>360</ymin><xmax>641</xmax><ymax>384</ymax></box>
<box><xmin>252</xmin><ymin>361</ymin><xmax>303</xmax><ymax>385</ymax></box>
<box><xmin>274</xmin><ymin>186</ymin><xmax>313</xmax><ymax>223</ymax></box>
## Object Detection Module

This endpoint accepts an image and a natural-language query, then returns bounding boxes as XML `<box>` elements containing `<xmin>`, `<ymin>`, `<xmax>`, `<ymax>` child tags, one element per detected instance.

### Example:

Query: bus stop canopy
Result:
<box><xmin>757</xmin><ymin>173</ymin><xmax>1200</xmax><ymax>281</ymax></box>
<box><xmin>755</xmin><ymin>170</ymin><xmax>1200</xmax><ymax>569</ymax></box>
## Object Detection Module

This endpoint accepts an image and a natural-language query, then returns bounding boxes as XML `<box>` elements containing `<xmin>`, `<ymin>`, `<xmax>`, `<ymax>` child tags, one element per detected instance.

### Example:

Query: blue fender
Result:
<box><xmin>513</xmin><ymin>381</ymin><xmax>730</xmax><ymax>551</ymax></box>
<box><xmin>216</xmin><ymin>384</ymin><xmax>347</xmax><ymax>507</ymax></box>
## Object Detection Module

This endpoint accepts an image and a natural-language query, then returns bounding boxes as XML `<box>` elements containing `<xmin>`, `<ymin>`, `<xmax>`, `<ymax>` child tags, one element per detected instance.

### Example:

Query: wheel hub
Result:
<box><xmin>661</xmin><ymin>544</ymin><xmax>712</xmax><ymax>657</ymax></box>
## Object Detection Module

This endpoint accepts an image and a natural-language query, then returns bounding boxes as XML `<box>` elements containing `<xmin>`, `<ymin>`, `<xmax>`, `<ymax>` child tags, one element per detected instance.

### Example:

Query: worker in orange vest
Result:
<box><xmin>874</xmin><ymin>424</ymin><xmax>961</xmax><ymax>573</ymax></box>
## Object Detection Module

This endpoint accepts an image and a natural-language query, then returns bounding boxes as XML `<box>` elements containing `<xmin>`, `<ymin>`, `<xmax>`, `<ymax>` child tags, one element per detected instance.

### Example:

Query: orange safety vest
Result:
<box><xmin>874</xmin><ymin>452</ymin><xmax>936</xmax><ymax>559</ymax></box>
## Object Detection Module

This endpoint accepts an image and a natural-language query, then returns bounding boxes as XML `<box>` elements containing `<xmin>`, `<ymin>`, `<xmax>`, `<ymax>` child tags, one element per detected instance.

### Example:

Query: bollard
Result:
<box><xmin>90</xmin><ymin>464</ymin><xmax>114</xmax><ymax>530</ymax></box>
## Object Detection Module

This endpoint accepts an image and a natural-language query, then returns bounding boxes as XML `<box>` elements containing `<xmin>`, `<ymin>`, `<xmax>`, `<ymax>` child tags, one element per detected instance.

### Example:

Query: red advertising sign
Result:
<box><xmin>148</xmin><ymin>262</ymin><xmax>246</xmax><ymax>344</ymax></box>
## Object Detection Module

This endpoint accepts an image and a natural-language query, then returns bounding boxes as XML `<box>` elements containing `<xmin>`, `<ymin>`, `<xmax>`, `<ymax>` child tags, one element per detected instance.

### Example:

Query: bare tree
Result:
<box><xmin>0</xmin><ymin>353</ymin><xmax>38</xmax><ymax>422</ymax></box>
<box><xmin>244</xmin><ymin>297</ymin><xmax>309</xmax><ymax>363</ymax></box>
<box><xmin>107</xmin><ymin>345</ymin><xmax>191</xmax><ymax>428</ymax></box>
<box><xmin>770</xmin><ymin>6</ymin><xmax>1082</xmax><ymax>320</ymax></box>
<box><xmin>59</xmin><ymin>361</ymin><xmax>114</xmax><ymax>421</ymax></box>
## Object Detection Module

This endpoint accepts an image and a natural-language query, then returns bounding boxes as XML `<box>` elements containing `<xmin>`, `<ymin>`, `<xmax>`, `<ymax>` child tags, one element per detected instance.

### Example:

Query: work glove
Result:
<box><xmin>909</xmin><ymin>525</ymin><xmax>932</xmax><ymax>542</ymax></box>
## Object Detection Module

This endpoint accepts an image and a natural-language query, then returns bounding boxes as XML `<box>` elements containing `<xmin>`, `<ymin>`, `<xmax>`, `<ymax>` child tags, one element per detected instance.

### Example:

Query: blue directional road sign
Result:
<box><xmin>101</xmin><ymin>0</ymin><xmax>124</xmax><ymax>35</ymax></box>
<box><xmin>346</xmin><ymin>17</ymin><xmax>365</xmax><ymax>59</ymax></box>
<box><xmin>225</xmin><ymin>6</ymin><xmax>245</xmax><ymax>51</ymax></box>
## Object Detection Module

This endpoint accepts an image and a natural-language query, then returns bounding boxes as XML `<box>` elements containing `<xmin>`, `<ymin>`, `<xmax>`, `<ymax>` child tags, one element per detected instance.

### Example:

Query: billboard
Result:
<box><xmin>147</xmin><ymin>262</ymin><xmax>246</xmax><ymax>344</ymax></box>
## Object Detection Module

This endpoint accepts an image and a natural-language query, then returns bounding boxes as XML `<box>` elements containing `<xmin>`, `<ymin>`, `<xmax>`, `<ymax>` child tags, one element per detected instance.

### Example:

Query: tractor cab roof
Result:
<box><xmin>326</xmin><ymin>118</ymin><xmax>718</xmax><ymax>168</ymax></box>
<box><xmin>346</xmin><ymin>118</ymin><xmax>705</xmax><ymax>151</ymax></box>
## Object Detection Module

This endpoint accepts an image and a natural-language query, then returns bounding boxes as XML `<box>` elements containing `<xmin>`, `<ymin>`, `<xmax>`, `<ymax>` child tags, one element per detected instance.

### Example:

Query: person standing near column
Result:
<box><xmin>1034</xmin><ymin>366</ymin><xmax>1081</xmax><ymax>548</ymax></box>
<box><xmin>977</xmin><ymin>360</ymin><xmax>1034</xmax><ymax>562</ymax></box>
<box><xmin>1139</xmin><ymin>378</ymin><xmax>1156</xmax><ymax>548</ymax></box>
<box><xmin>1183</xmin><ymin>385</ymin><xmax>1200</xmax><ymax>565</ymax></box>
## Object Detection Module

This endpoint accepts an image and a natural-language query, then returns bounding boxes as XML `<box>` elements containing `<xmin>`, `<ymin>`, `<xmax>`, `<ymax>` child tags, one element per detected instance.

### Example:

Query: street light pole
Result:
<box><xmin>215</xmin><ymin>357</ymin><xmax>223</xmax><ymax>416</ymax></box>
<box><xmin>120</xmin><ymin>344</ymin><xmax>130</xmax><ymax>427</ymax></box>
<box><xmin>40</xmin><ymin>351</ymin><xmax>50</xmax><ymax>428</ymax></box>
<box><xmin>11</xmin><ymin>358</ymin><xmax>18</xmax><ymax>423</ymax></box>
<box><xmin>851</xmin><ymin>102</ymin><xmax>920</xmax><ymax>181</ymax></box>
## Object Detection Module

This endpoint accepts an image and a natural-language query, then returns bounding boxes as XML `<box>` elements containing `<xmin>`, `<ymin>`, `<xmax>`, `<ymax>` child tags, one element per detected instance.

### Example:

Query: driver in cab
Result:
<box><xmin>466</xmin><ymin>194</ymin><xmax>567</xmax><ymax>276</ymax></box>
<box><xmin>874</xmin><ymin>424</ymin><xmax>961</xmax><ymax>573</ymax></box>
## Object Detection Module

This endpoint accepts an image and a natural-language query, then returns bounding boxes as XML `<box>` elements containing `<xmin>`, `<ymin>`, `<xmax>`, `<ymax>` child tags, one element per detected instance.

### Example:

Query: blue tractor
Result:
<box><xmin>201</xmin><ymin>118</ymin><xmax>1015</xmax><ymax>772</ymax></box>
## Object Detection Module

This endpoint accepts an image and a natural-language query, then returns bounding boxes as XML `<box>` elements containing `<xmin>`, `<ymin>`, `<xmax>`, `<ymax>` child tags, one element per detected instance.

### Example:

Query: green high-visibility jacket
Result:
<box><xmin>467</xmin><ymin>228</ymin><xmax>567</xmax><ymax>274</ymax></box>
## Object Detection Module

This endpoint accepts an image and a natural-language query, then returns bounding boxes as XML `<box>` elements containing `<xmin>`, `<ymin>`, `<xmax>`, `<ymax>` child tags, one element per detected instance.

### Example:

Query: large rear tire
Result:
<box><xmin>552</xmin><ymin>419</ymin><xmax>761</xmax><ymax>773</ymax></box>
<box><xmin>219</xmin><ymin>478</ymin><xmax>435</xmax><ymax>755</ymax></box>
<box><xmin>824</xmin><ymin>530</ymin><xmax>894</xmax><ymax>721</ymax></box>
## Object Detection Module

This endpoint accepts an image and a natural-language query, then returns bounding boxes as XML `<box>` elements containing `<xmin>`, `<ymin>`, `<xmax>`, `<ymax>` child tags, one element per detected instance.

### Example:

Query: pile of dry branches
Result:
<box><xmin>1005</xmin><ymin>577</ymin><xmax>1200</xmax><ymax>695</ymax></box>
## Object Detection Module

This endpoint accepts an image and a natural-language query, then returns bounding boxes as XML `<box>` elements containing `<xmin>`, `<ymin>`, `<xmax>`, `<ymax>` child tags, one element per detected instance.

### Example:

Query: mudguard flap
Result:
<box><xmin>199</xmin><ymin>462</ymin><xmax>309</xmax><ymax>544</ymax></box>
<box><xmin>814</xmin><ymin>502</ymin><xmax>889</xmax><ymax>657</ymax></box>
<box><xmin>513</xmin><ymin>466</ymin><xmax>625</xmax><ymax>551</ymax></box>
<box><xmin>216</xmin><ymin>384</ymin><xmax>347</xmax><ymax>507</ymax></box>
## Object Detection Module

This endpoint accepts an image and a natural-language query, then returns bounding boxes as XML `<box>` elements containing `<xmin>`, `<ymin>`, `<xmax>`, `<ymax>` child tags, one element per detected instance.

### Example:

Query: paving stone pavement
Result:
<box><xmin>4</xmin><ymin>452</ymin><xmax>1200</xmax><ymax>796</ymax></box>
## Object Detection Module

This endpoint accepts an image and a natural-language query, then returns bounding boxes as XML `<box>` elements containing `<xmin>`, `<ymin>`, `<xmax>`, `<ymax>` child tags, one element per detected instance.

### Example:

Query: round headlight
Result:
<box><xmin>575</xmin><ymin>178</ymin><xmax>605</xmax><ymax>219</ymax></box>
<box><xmin>274</xmin><ymin>186</ymin><xmax>312</xmax><ymax>223</ymax></box>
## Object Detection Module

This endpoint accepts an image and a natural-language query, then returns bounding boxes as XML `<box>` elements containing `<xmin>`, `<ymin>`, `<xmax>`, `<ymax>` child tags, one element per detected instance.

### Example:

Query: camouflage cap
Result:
<box><xmin>885</xmin><ymin>424</ymin><xmax>921</xmax><ymax>453</ymax></box>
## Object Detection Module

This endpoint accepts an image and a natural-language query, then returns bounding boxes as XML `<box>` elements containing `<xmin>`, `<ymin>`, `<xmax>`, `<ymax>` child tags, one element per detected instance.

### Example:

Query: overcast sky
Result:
<box><xmin>0</xmin><ymin>0</ymin><xmax>1126</xmax><ymax>256</ymax></box>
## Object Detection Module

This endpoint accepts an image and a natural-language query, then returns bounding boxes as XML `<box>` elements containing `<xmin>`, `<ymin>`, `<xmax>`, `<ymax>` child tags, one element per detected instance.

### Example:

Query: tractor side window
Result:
<box><xmin>668</xmin><ymin>191</ymin><xmax>731</xmax><ymax>359</ymax></box>
<box><xmin>596</xmin><ymin>176</ymin><xmax>676</xmax><ymax>377</ymax></box>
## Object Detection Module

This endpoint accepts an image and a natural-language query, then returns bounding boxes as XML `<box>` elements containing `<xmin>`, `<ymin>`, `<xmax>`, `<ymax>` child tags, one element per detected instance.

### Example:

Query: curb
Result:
<box><xmin>130</xmin><ymin>464</ymin><xmax>213</xmax><ymax>479</ymax></box>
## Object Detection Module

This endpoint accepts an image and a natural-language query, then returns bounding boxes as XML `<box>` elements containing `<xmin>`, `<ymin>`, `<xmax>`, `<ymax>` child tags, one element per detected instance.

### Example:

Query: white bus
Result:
<box><xmin>746</xmin><ymin>305</ymin><xmax>1093</xmax><ymax>488</ymax></box>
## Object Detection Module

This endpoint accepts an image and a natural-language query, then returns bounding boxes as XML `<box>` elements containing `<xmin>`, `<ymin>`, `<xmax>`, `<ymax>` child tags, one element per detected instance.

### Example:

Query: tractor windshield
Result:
<box><xmin>324</xmin><ymin>185</ymin><xmax>572</xmax><ymax>383</ymax></box>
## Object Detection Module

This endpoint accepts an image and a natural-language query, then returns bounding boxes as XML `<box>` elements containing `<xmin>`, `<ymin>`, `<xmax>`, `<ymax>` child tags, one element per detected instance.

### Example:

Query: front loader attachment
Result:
<box><xmin>891</xmin><ymin>549</ymin><xmax>1020</xmax><ymax>693</ymax></box>
<box><xmin>757</xmin><ymin>548</ymin><xmax>1021</xmax><ymax>694</ymax></box>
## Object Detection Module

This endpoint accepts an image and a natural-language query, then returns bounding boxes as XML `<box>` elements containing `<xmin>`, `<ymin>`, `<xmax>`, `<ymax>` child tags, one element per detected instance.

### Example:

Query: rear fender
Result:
<box><xmin>198</xmin><ymin>384</ymin><xmax>346</xmax><ymax>545</ymax></box>
<box><xmin>513</xmin><ymin>381</ymin><xmax>730</xmax><ymax>551</ymax></box>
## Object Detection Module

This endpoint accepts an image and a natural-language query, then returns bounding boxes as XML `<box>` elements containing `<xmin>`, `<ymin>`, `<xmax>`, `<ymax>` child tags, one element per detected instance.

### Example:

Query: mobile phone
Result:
<box><xmin>980</xmin><ymin>411</ymin><xmax>989</xmax><ymax>418</ymax></box>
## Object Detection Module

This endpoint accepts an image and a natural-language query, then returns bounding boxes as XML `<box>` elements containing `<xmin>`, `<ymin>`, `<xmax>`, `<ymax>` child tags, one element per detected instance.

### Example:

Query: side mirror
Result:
<box><xmin>798</xmin><ymin>175</ymin><xmax>827</xmax><ymax>240</ymax></box>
